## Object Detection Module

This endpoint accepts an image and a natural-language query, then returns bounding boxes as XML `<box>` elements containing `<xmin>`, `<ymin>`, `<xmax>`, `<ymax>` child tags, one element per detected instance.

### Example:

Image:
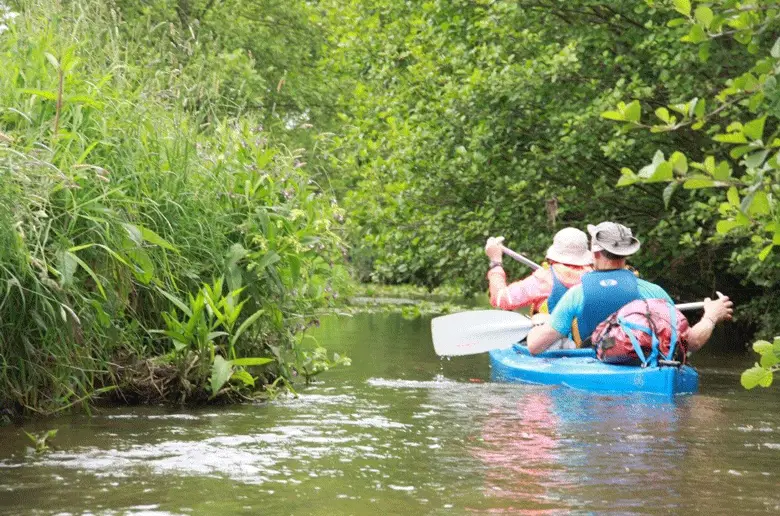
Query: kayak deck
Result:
<box><xmin>489</xmin><ymin>345</ymin><xmax>699</xmax><ymax>396</ymax></box>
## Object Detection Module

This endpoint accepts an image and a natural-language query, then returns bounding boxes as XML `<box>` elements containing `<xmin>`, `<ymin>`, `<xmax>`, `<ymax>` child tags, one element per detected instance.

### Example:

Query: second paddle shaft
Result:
<box><xmin>499</xmin><ymin>245</ymin><xmax>705</xmax><ymax>312</ymax></box>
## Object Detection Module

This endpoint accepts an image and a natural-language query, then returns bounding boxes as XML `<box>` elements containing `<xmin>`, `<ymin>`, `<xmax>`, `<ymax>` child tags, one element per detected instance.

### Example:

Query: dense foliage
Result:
<box><xmin>326</xmin><ymin>0</ymin><xmax>776</xmax><ymax>337</ymax></box>
<box><xmin>0</xmin><ymin>0</ymin><xmax>348</xmax><ymax>414</ymax></box>
<box><xmin>598</xmin><ymin>0</ymin><xmax>778</xmax><ymax>387</ymax></box>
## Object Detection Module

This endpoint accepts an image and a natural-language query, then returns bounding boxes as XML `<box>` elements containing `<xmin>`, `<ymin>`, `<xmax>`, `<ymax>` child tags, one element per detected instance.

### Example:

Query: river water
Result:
<box><xmin>0</xmin><ymin>312</ymin><xmax>778</xmax><ymax>514</ymax></box>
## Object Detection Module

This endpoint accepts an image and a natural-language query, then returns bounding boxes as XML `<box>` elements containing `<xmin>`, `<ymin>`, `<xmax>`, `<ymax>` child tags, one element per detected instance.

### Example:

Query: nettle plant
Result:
<box><xmin>602</xmin><ymin>0</ymin><xmax>779</xmax><ymax>388</ymax></box>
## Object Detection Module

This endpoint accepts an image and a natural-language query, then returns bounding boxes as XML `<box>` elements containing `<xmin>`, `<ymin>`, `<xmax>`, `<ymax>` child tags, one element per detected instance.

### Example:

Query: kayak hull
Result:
<box><xmin>489</xmin><ymin>345</ymin><xmax>699</xmax><ymax>396</ymax></box>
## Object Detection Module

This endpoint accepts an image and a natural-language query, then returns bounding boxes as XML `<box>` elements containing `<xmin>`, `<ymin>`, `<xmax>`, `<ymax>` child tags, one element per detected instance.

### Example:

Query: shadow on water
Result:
<box><xmin>0</xmin><ymin>312</ymin><xmax>778</xmax><ymax>515</ymax></box>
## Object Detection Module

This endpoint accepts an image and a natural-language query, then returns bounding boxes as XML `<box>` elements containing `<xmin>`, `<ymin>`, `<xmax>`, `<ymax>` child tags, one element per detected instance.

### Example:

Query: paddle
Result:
<box><xmin>432</xmin><ymin>300</ymin><xmax>708</xmax><ymax>357</ymax></box>
<box><xmin>500</xmin><ymin>245</ymin><xmax>705</xmax><ymax>313</ymax></box>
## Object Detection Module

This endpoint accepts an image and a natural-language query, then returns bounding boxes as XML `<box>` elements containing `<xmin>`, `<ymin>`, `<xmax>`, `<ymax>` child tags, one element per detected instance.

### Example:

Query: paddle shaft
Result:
<box><xmin>499</xmin><ymin>245</ymin><xmax>705</xmax><ymax>312</ymax></box>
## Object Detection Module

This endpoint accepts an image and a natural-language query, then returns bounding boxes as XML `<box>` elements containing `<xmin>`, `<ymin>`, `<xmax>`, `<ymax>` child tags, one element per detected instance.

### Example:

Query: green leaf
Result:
<box><xmin>748</xmin><ymin>191</ymin><xmax>770</xmax><ymax>216</ymax></box>
<box><xmin>132</xmin><ymin>224</ymin><xmax>179</xmax><ymax>253</ymax></box>
<box><xmin>741</xmin><ymin>365</ymin><xmax>773</xmax><ymax>389</ymax></box>
<box><xmin>743</xmin><ymin>150</ymin><xmax>769</xmax><ymax>169</ymax></box>
<box><xmin>255</xmin><ymin>251</ymin><xmax>281</xmax><ymax>271</ymax></box>
<box><xmin>155</xmin><ymin>286</ymin><xmax>193</xmax><ymax>317</ymax></box>
<box><xmin>67</xmin><ymin>252</ymin><xmax>106</xmax><ymax>299</ymax></box>
<box><xmin>231</xmin><ymin>357</ymin><xmax>274</xmax><ymax>367</ymax></box>
<box><xmin>743</xmin><ymin>116</ymin><xmax>766</xmax><ymax>140</ymax></box>
<box><xmin>758</xmin><ymin>244</ymin><xmax>774</xmax><ymax>261</ymax></box>
<box><xmin>670</xmin><ymin>152</ymin><xmax>688</xmax><ymax>174</ymax></box>
<box><xmin>210</xmin><ymin>355</ymin><xmax>233</xmax><ymax>396</ymax></box>
<box><xmin>663</xmin><ymin>182</ymin><xmax>678</xmax><ymax>209</ymax></box>
<box><xmin>716</xmin><ymin>220</ymin><xmax>741</xmax><ymax>234</ymax></box>
<box><xmin>761</xmin><ymin>353</ymin><xmax>780</xmax><ymax>368</ymax></box>
<box><xmin>21</xmin><ymin>89</ymin><xmax>58</xmax><ymax>101</ymax></box>
<box><xmin>683</xmin><ymin>176</ymin><xmax>716</xmax><ymax>189</ymax></box>
<box><xmin>647</xmin><ymin>162</ymin><xmax>673</xmax><ymax>183</ymax></box>
<box><xmin>694</xmin><ymin>6</ymin><xmax>713</xmax><ymax>28</ymax></box>
<box><xmin>655</xmin><ymin>107</ymin><xmax>670</xmax><ymax>123</ymax></box>
<box><xmin>682</xmin><ymin>24</ymin><xmax>708</xmax><ymax>44</ymax></box>
<box><xmin>727</xmin><ymin>186</ymin><xmax>739</xmax><ymax>206</ymax></box>
<box><xmin>623</xmin><ymin>100</ymin><xmax>641</xmax><ymax>123</ymax></box>
<box><xmin>230</xmin><ymin>369</ymin><xmax>255</xmax><ymax>387</ymax></box>
<box><xmin>753</xmin><ymin>340</ymin><xmax>773</xmax><ymax>354</ymax></box>
<box><xmin>673</xmin><ymin>0</ymin><xmax>691</xmax><ymax>16</ymax></box>
<box><xmin>713</xmin><ymin>162</ymin><xmax>731</xmax><ymax>181</ymax></box>
<box><xmin>601</xmin><ymin>110</ymin><xmax>625</xmax><ymax>121</ymax></box>
<box><xmin>45</xmin><ymin>53</ymin><xmax>60</xmax><ymax>69</ymax></box>
<box><xmin>772</xmin><ymin>37</ymin><xmax>780</xmax><ymax>59</ymax></box>
<box><xmin>58</xmin><ymin>249</ymin><xmax>79</xmax><ymax>287</ymax></box>
<box><xmin>713</xmin><ymin>132</ymin><xmax>747</xmax><ymax>144</ymax></box>
<box><xmin>230</xmin><ymin>309</ymin><xmax>266</xmax><ymax>348</ymax></box>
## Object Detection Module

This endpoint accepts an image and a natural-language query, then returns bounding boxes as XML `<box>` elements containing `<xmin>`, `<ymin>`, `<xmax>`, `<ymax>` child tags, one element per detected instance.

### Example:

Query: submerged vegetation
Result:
<box><xmin>0</xmin><ymin>0</ymin><xmax>349</xmax><ymax>414</ymax></box>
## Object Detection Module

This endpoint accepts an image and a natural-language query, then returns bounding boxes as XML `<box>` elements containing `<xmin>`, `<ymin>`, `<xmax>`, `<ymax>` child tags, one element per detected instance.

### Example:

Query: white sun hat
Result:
<box><xmin>545</xmin><ymin>227</ymin><xmax>592</xmax><ymax>266</ymax></box>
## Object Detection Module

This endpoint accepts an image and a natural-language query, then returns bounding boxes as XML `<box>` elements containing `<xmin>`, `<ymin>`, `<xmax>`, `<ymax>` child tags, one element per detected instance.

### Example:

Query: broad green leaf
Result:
<box><xmin>758</xmin><ymin>244</ymin><xmax>774</xmax><ymax>261</ymax></box>
<box><xmin>647</xmin><ymin>162</ymin><xmax>673</xmax><ymax>183</ymax></box>
<box><xmin>670</xmin><ymin>152</ymin><xmax>688</xmax><ymax>174</ymax></box>
<box><xmin>742</xmin><ymin>150</ymin><xmax>768</xmax><ymax>168</ymax></box>
<box><xmin>682</xmin><ymin>24</ymin><xmax>708</xmax><ymax>44</ymax></box>
<box><xmin>58</xmin><ymin>249</ymin><xmax>79</xmax><ymax>287</ymax></box>
<box><xmin>655</xmin><ymin>107</ymin><xmax>670</xmax><ymax>123</ymax></box>
<box><xmin>127</xmin><ymin>247</ymin><xmax>154</xmax><ymax>285</ymax></box>
<box><xmin>683</xmin><ymin>176</ymin><xmax>715</xmax><ymax>189</ymax></box>
<box><xmin>230</xmin><ymin>309</ymin><xmax>266</xmax><ymax>348</ymax></box>
<box><xmin>761</xmin><ymin>352</ymin><xmax>780</xmax><ymax>368</ymax></box>
<box><xmin>716</xmin><ymin>220</ymin><xmax>741</xmax><ymax>234</ymax></box>
<box><xmin>673</xmin><ymin>0</ymin><xmax>691</xmax><ymax>16</ymax></box>
<box><xmin>231</xmin><ymin>357</ymin><xmax>274</xmax><ymax>367</ymax></box>
<box><xmin>138</xmin><ymin>225</ymin><xmax>179</xmax><ymax>253</ymax></box>
<box><xmin>255</xmin><ymin>251</ymin><xmax>281</xmax><ymax>271</ymax></box>
<box><xmin>743</xmin><ymin>116</ymin><xmax>766</xmax><ymax>140</ymax></box>
<box><xmin>694</xmin><ymin>6</ymin><xmax>713</xmax><ymax>28</ymax></box>
<box><xmin>741</xmin><ymin>365</ymin><xmax>773</xmax><ymax>389</ymax></box>
<box><xmin>230</xmin><ymin>369</ymin><xmax>255</xmax><ymax>387</ymax></box>
<box><xmin>623</xmin><ymin>100</ymin><xmax>641</xmax><ymax>123</ymax></box>
<box><xmin>754</xmin><ymin>340</ymin><xmax>773</xmax><ymax>354</ymax></box>
<box><xmin>210</xmin><ymin>355</ymin><xmax>233</xmax><ymax>396</ymax></box>
<box><xmin>713</xmin><ymin>132</ymin><xmax>747</xmax><ymax>144</ymax></box>
<box><xmin>600</xmin><ymin>111</ymin><xmax>624</xmax><ymax>121</ymax></box>
<box><xmin>774</xmin><ymin>232</ymin><xmax>780</xmax><ymax>245</ymax></box>
<box><xmin>748</xmin><ymin>191</ymin><xmax>770</xmax><ymax>216</ymax></box>
<box><xmin>727</xmin><ymin>186</ymin><xmax>739</xmax><ymax>206</ymax></box>
<box><xmin>713</xmin><ymin>162</ymin><xmax>731</xmax><ymax>181</ymax></box>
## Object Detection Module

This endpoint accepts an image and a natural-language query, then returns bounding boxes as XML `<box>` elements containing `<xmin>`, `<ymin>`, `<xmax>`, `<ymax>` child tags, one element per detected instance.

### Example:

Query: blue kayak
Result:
<box><xmin>489</xmin><ymin>345</ymin><xmax>699</xmax><ymax>396</ymax></box>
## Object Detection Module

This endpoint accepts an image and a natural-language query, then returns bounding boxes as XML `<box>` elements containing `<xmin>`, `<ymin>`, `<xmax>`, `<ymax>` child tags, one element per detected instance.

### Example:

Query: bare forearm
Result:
<box><xmin>527</xmin><ymin>323</ymin><xmax>564</xmax><ymax>355</ymax></box>
<box><xmin>686</xmin><ymin>317</ymin><xmax>716</xmax><ymax>352</ymax></box>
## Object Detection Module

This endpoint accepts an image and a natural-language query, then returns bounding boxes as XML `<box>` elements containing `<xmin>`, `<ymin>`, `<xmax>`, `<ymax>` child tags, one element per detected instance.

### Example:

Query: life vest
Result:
<box><xmin>578</xmin><ymin>269</ymin><xmax>641</xmax><ymax>338</ymax></box>
<box><xmin>591</xmin><ymin>299</ymin><xmax>689</xmax><ymax>366</ymax></box>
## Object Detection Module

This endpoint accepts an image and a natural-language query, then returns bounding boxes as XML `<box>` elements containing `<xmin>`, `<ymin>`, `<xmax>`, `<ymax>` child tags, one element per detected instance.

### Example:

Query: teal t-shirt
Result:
<box><xmin>549</xmin><ymin>279</ymin><xmax>674</xmax><ymax>337</ymax></box>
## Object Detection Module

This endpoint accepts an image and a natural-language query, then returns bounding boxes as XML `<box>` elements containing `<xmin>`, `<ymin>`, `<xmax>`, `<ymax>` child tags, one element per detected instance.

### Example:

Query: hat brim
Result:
<box><xmin>587</xmin><ymin>224</ymin><xmax>641</xmax><ymax>256</ymax></box>
<box><xmin>546</xmin><ymin>246</ymin><xmax>593</xmax><ymax>266</ymax></box>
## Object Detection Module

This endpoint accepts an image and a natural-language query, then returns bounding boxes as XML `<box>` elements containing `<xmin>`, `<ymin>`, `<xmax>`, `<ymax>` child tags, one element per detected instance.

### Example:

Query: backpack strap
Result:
<box><xmin>616</xmin><ymin>317</ymin><xmax>654</xmax><ymax>367</ymax></box>
<box><xmin>666</xmin><ymin>303</ymin><xmax>677</xmax><ymax>361</ymax></box>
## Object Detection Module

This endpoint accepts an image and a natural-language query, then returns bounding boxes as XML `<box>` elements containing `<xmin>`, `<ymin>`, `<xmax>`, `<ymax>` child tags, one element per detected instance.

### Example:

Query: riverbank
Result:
<box><xmin>0</xmin><ymin>0</ymin><xmax>348</xmax><ymax>415</ymax></box>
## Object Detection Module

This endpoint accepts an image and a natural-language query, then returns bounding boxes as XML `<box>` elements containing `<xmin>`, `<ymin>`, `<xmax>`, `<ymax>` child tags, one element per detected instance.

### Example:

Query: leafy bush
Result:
<box><xmin>0</xmin><ymin>0</ymin><xmax>348</xmax><ymax>413</ymax></box>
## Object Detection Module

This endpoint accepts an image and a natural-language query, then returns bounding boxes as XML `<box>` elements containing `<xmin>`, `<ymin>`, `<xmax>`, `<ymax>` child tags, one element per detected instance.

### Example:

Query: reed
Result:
<box><xmin>0</xmin><ymin>0</ymin><xmax>348</xmax><ymax>414</ymax></box>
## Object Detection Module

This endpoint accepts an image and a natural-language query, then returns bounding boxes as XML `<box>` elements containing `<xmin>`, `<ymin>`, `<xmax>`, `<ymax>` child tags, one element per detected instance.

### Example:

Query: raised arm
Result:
<box><xmin>686</xmin><ymin>295</ymin><xmax>734</xmax><ymax>351</ymax></box>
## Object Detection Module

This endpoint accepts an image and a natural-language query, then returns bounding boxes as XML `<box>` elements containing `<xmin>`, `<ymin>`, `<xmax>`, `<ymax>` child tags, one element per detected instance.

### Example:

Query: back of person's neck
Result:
<box><xmin>593</xmin><ymin>259</ymin><xmax>626</xmax><ymax>271</ymax></box>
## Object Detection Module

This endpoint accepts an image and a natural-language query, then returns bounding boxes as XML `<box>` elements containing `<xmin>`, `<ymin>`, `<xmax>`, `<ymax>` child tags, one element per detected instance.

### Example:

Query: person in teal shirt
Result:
<box><xmin>528</xmin><ymin>222</ymin><xmax>733</xmax><ymax>355</ymax></box>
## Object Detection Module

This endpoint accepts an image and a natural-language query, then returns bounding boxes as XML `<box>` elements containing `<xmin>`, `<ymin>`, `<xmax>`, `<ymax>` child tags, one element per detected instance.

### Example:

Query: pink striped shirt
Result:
<box><xmin>487</xmin><ymin>263</ymin><xmax>591</xmax><ymax>312</ymax></box>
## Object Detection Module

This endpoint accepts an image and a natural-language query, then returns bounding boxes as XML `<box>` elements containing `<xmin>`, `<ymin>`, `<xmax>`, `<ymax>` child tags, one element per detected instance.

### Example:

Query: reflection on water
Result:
<box><xmin>0</xmin><ymin>313</ymin><xmax>779</xmax><ymax>515</ymax></box>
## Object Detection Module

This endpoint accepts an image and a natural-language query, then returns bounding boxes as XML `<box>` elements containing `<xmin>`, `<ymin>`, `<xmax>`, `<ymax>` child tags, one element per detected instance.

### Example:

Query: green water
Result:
<box><xmin>1</xmin><ymin>313</ymin><xmax>779</xmax><ymax>514</ymax></box>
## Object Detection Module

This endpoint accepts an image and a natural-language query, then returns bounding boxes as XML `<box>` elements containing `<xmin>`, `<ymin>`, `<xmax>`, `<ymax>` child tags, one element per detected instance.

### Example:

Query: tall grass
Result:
<box><xmin>0</xmin><ymin>0</ymin><xmax>348</xmax><ymax>414</ymax></box>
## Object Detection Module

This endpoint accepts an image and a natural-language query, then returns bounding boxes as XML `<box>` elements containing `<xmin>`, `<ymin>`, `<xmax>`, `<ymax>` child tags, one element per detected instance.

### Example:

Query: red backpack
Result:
<box><xmin>591</xmin><ymin>299</ymin><xmax>689</xmax><ymax>366</ymax></box>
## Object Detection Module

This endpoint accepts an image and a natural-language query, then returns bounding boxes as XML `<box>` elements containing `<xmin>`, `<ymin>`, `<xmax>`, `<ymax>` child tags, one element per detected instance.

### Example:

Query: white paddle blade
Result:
<box><xmin>431</xmin><ymin>310</ymin><xmax>533</xmax><ymax>356</ymax></box>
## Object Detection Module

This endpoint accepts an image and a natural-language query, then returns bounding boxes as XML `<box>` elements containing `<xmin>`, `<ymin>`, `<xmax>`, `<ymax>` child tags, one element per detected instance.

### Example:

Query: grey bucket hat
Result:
<box><xmin>587</xmin><ymin>222</ymin><xmax>641</xmax><ymax>256</ymax></box>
